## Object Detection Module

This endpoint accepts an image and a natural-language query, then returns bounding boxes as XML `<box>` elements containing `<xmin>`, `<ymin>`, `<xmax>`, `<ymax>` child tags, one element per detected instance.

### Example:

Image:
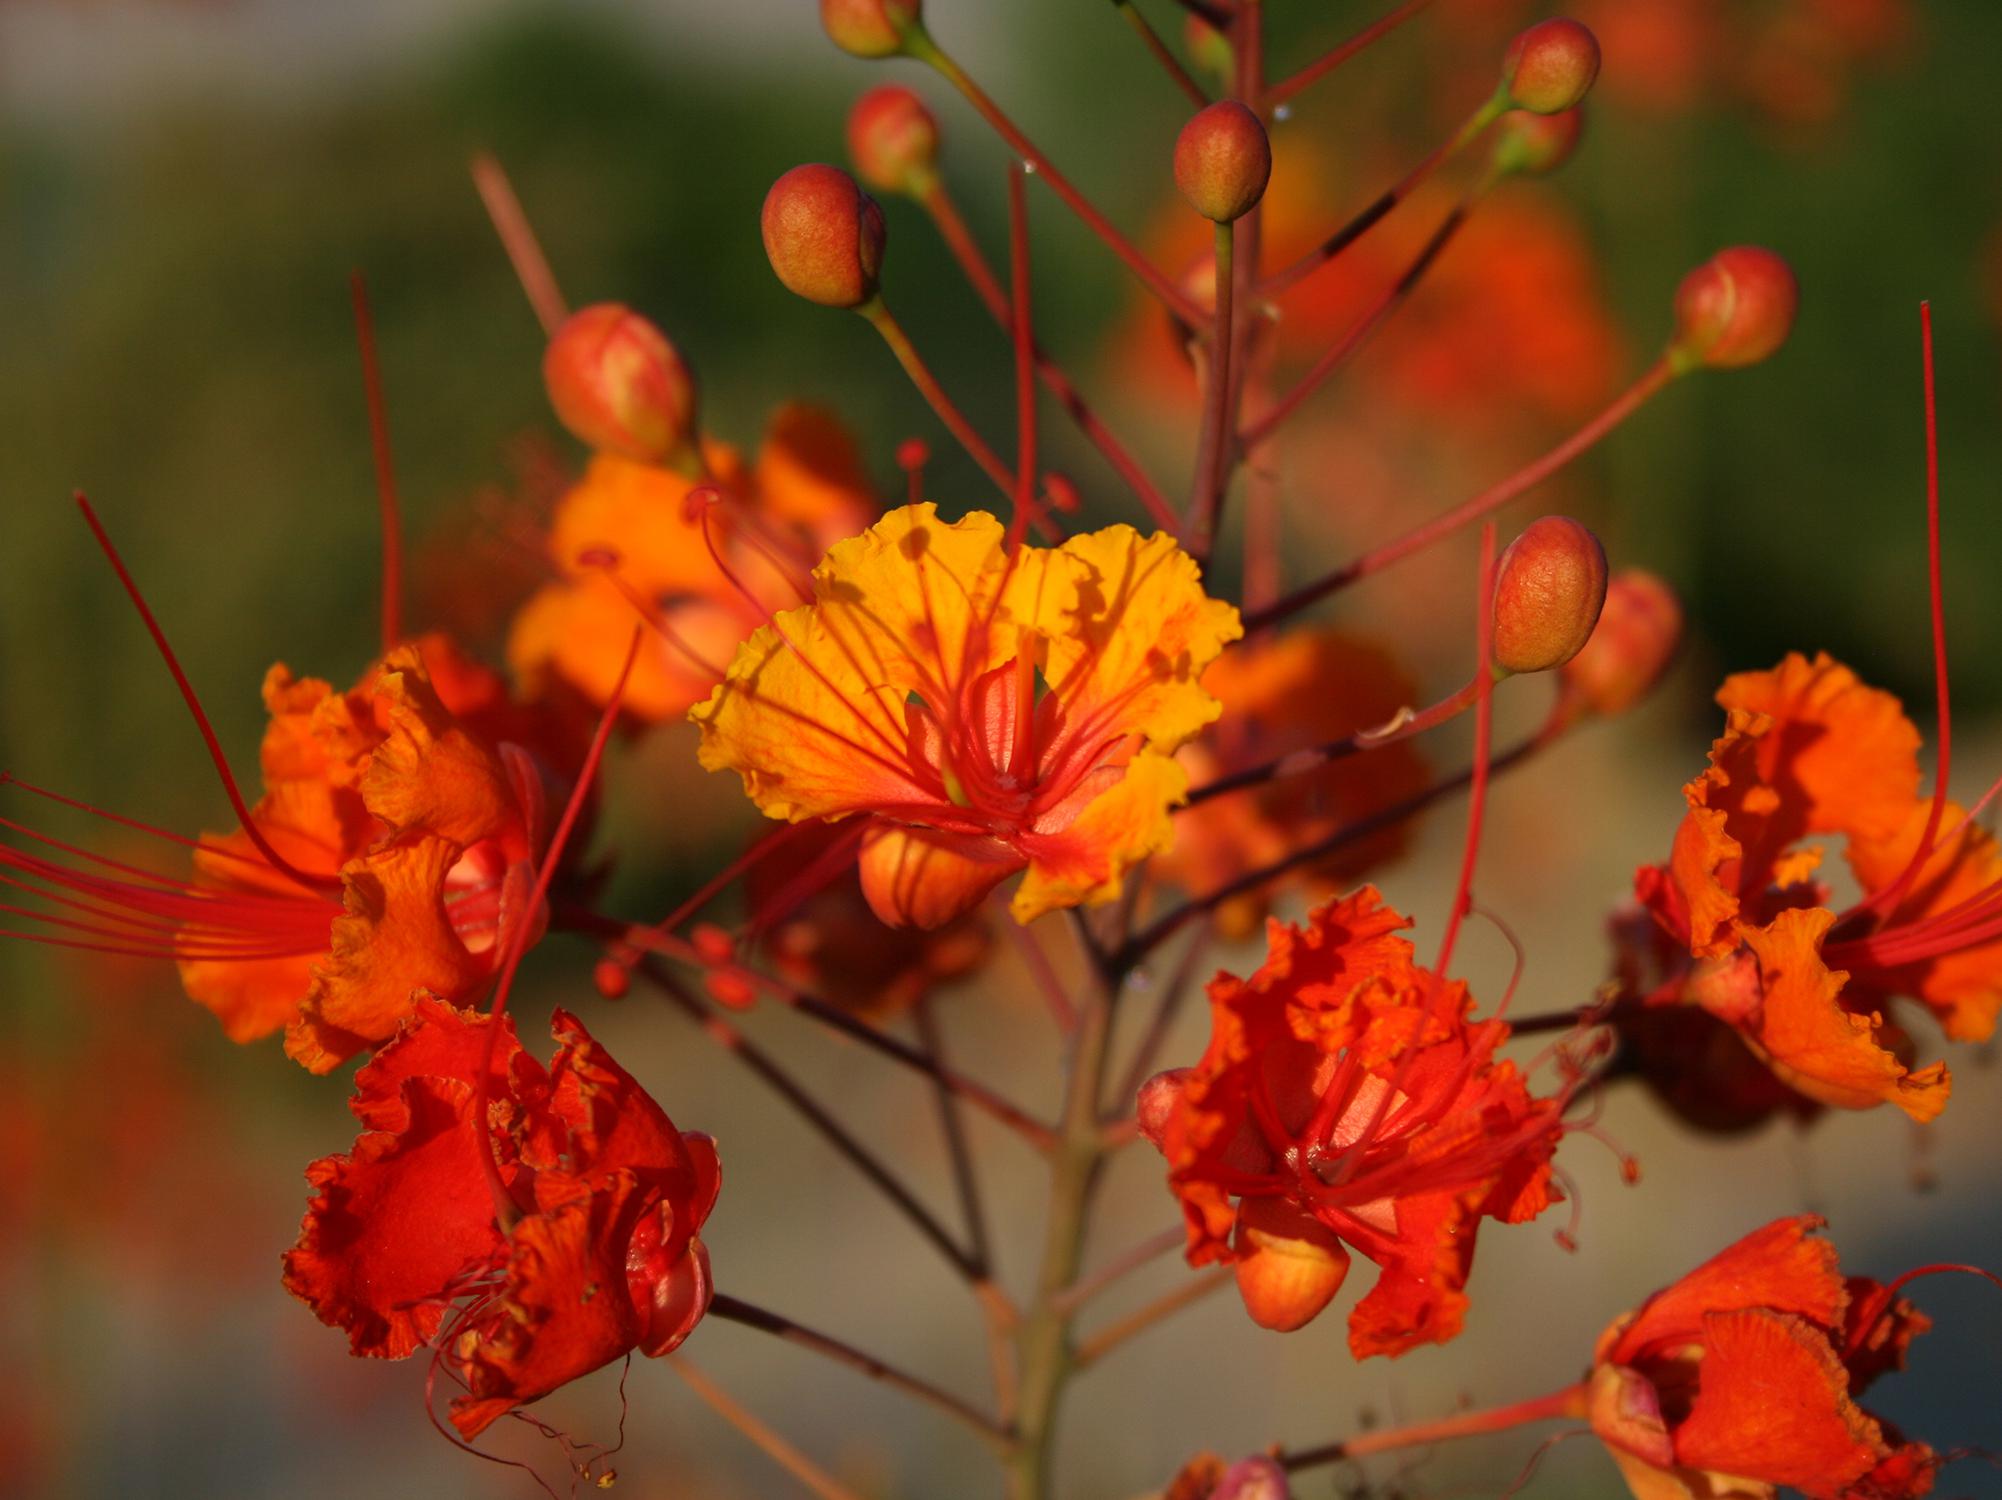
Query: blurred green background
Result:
<box><xmin>2</xmin><ymin>2</ymin><xmax>2000</xmax><ymax>1497</ymax></box>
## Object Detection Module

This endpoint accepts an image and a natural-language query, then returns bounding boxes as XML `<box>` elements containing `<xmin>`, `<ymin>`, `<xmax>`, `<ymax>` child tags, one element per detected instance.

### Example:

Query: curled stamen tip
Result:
<box><xmin>1042</xmin><ymin>472</ymin><xmax>1081</xmax><ymax>514</ymax></box>
<box><xmin>576</xmin><ymin>546</ymin><xmax>624</xmax><ymax>570</ymax></box>
<box><xmin>592</xmin><ymin>957</ymin><xmax>632</xmax><ymax>999</ymax></box>
<box><xmin>1554</xmin><ymin>1229</ymin><xmax>1579</xmax><ymax>1253</ymax></box>
<box><xmin>896</xmin><ymin>437</ymin><xmax>930</xmax><ymax>471</ymax></box>
<box><xmin>1620</xmin><ymin>1156</ymin><xmax>1642</xmax><ymax>1185</ymax></box>
<box><xmin>679</xmin><ymin>485</ymin><xmax>727</xmax><ymax>524</ymax></box>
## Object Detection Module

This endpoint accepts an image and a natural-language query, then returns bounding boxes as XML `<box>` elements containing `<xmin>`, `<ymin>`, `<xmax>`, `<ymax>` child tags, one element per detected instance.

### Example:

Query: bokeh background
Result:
<box><xmin>3</xmin><ymin>1</ymin><xmax>2001</xmax><ymax>1497</ymax></box>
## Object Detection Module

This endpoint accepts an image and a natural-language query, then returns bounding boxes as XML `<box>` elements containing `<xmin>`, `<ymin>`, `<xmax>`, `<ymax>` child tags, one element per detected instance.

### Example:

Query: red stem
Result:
<box><xmin>1280</xmin><ymin>1384</ymin><xmax>1587</xmax><ymax>1471</ymax></box>
<box><xmin>910</xmin><ymin>32</ymin><xmax>1208</xmax><ymax>326</ymax></box>
<box><xmin>348</xmin><ymin>273</ymin><xmax>403</xmax><ymax>653</ymax></box>
<box><xmin>1117</xmin><ymin>0</ymin><xmax>1210</xmax><ymax>106</ymax></box>
<box><xmin>1008</xmin><ymin>165</ymin><xmax>1038</xmax><ymax>553</ymax></box>
<box><xmin>1435</xmin><ymin>525</ymin><xmax>1498</xmax><ymax>975</ymax></box>
<box><xmin>470</xmin><ymin>151</ymin><xmax>568</xmax><ymax>336</ymax></box>
<box><xmin>1243</xmin><ymin>357</ymin><xmax>1676</xmax><ymax>632</ymax></box>
<box><xmin>1263</xmin><ymin>0</ymin><xmax>1437</xmax><ymax>110</ymax></box>
<box><xmin>920</xmin><ymin>183</ymin><xmax>1180</xmax><ymax>532</ymax></box>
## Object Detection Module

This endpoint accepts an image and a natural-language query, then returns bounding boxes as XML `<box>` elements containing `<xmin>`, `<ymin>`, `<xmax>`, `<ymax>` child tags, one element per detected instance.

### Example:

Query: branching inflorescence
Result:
<box><xmin>7</xmin><ymin>2</ymin><xmax>1994</xmax><ymax>1498</ymax></box>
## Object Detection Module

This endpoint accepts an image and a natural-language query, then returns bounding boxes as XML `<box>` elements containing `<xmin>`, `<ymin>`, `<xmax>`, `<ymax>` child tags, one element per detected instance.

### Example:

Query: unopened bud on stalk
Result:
<box><xmin>762</xmin><ymin>164</ymin><xmax>889</xmax><ymax>309</ymax></box>
<box><xmin>1668</xmin><ymin>246</ymin><xmax>1799</xmax><ymax>371</ymax></box>
<box><xmin>1503</xmin><ymin>18</ymin><xmax>1601</xmax><ymax>114</ymax></box>
<box><xmin>1136</xmin><ymin>1067</ymin><xmax>1192</xmax><ymax>1150</ymax></box>
<box><xmin>1490</xmin><ymin>106</ymin><xmax>1585</xmax><ymax>177</ymax></box>
<box><xmin>1174</xmin><ymin>101</ymin><xmax>1272</xmax><ymax>224</ymax></box>
<box><xmin>1493</xmin><ymin>516</ymin><xmax>1609</xmax><ymax>675</ymax></box>
<box><xmin>1559</xmin><ymin>568</ymin><xmax>1684</xmax><ymax>715</ymax></box>
<box><xmin>847</xmin><ymin>85</ymin><xmax>940</xmax><ymax>197</ymax></box>
<box><xmin>592</xmin><ymin>958</ymin><xmax>631</xmax><ymax>1000</ymax></box>
<box><xmin>1231</xmin><ymin>1196</ymin><xmax>1351</xmax><ymax>1332</ymax></box>
<box><xmin>1212</xmin><ymin>1457</ymin><xmax>1292</xmax><ymax>1500</ymax></box>
<box><xmin>821</xmin><ymin>0</ymin><xmax>921</xmax><ymax>58</ymax></box>
<box><xmin>543</xmin><ymin>304</ymin><xmax>697</xmax><ymax>465</ymax></box>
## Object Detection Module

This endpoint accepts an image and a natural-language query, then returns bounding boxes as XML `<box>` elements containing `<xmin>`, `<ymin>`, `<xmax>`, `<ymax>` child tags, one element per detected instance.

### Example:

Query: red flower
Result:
<box><xmin>284</xmin><ymin>998</ymin><xmax>719</xmax><ymax>1437</ymax></box>
<box><xmin>1588</xmin><ymin>1216</ymin><xmax>1936</xmax><ymax>1500</ymax></box>
<box><xmin>1142</xmin><ymin>888</ymin><xmax>1566</xmax><ymax>1355</ymax></box>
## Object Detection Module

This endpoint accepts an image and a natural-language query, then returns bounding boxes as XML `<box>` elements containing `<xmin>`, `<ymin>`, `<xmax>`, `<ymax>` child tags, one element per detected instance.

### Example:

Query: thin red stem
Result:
<box><xmin>72</xmin><ymin>495</ymin><xmax>339</xmax><ymax>895</ymax></box>
<box><xmin>1847</xmin><ymin>302</ymin><xmax>1951</xmax><ymax>925</ymax></box>
<box><xmin>349</xmin><ymin>273</ymin><xmax>404</xmax><ymax>652</ymax></box>
<box><xmin>1243</xmin><ymin>357</ymin><xmax>1676</xmax><ymax>632</ymax></box>
<box><xmin>920</xmin><ymin>183</ymin><xmax>1179</xmax><ymax>533</ymax></box>
<box><xmin>471</xmin><ymin>151</ymin><xmax>568</xmax><ymax>336</ymax></box>
<box><xmin>1279</xmin><ymin>1384</ymin><xmax>1586</xmax><ymax>1471</ymax></box>
<box><xmin>1435</xmin><ymin>524</ymin><xmax>1498</xmax><ymax>975</ymax></box>
<box><xmin>1263</xmin><ymin>0</ymin><xmax>1437</xmax><ymax>110</ymax></box>
<box><xmin>1241</xmin><ymin>189</ymin><xmax>1477</xmax><ymax>448</ymax></box>
<box><xmin>909</xmin><ymin>33</ymin><xmax>1208</xmax><ymax>326</ymax></box>
<box><xmin>1187</xmin><ymin>218</ymin><xmax>1237</xmax><ymax>557</ymax></box>
<box><xmin>1116</xmin><ymin>0</ymin><xmax>1209</xmax><ymax>106</ymax></box>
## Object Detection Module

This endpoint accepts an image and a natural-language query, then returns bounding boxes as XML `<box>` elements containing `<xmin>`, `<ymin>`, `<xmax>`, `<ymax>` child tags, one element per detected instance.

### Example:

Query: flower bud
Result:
<box><xmin>1492</xmin><ymin>516</ymin><xmax>1609</xmax><ymax>675</ymax></box>
<box><xmin>762</xmin><ymin>164</ymin><xmax>888</xmax><ymax>310</ymax></box>
<box><xmin>847</xmin><ymin>85</ymin><xmax>940</xmax><ymax>197</ymax></box>
<box><xmin>592</xmin><ymin>958</ymin><xmax>631</xmax><ymax>1000</ymax></box>
<box><xmin>1559</xmin><ymin>569</ymin><xmax>1683</xmax><ymax>716</ymax></box>
<box><xmin>1490</xmin><ymin>107</ymin><xmax>1585</xmax><ymax>177</ymax></box>
<box><xmin>1503</xmin><ymin>18</ymin><xmax>1601</xmax><ymax>114</ymax></box>
<box><xmin>705</xmin><ymin>969</ymin><xmax>757</xmax><ymax>1011</ymax></box>
<box><xmin>542</xmin><ymin>304</ymin><xmax>697</xmax><ymax>465</ymax></box>
<box><xmin>1669</xmin><ymin>246</ymin><xmax>1799</xmax><ymax>370</ymax></box>
<box><xmin>820</xmin><ymin>0</ymin><xmax>920</xmax><ymax>58</ymax></box>
<box><xmin>1232</xmin><ymin>1198</ymin><xmax>1350</xmax><ymax>1332</ymax></box>
<box><xmin>1212</xmin><ymin>1457</ymin><xmax>1291</xmax><ymax>1500</ymax></box>
<box><xmin>1173</xmin><ymin>101</ymin><xmax>1272</xmax><ymax>224</ymax></box>
<box><xmin>1137</xmin><ymin>1067</ymin><xmax>1193</xmax><ymax>1151</ymax></box>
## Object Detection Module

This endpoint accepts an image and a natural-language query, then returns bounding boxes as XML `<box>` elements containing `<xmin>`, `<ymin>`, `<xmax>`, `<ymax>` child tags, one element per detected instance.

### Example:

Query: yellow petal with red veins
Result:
<box><xmin>1011</xmin><ymin>749</ymin><xmax>1186</xmax><ymax>923</ymax></box>
<box><xmin>1035</xmin><ymin>524</ymin><xmax>1242</xmax><ymax>755</ymax></box>
<box><xmin>691</xmin><ymin>504</ymin><xmax>1021</xmax><ymax>822</ymax></box>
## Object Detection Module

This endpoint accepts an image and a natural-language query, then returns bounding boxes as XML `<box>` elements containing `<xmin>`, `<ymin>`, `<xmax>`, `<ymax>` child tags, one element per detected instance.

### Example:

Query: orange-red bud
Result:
<box><xmin>1670</xmin><ymin>246</ymin><xmax>1799</xmax><ymax>370</ymax></box>
<box><xmin>1493</xmin><ymin>516</ymin><xmax>1609</xmax><ymax>675</ymax></box>
<box><xmin>705</xmin><ymin>970</ymin><xmax>758</xmax><ymax>1011</ymax></box>
<box><xmin>1137</xmin><ymin>1067</ymin><xmax>1193</xmax><ymax>1151</ymax></box>
<box><xmin>820</xmin><ymin>0</ymin><xmax>920</xmax><ymax>58</ymax></box>
<box><xmin>592</xmin><ymin>958</ymin><xmax>632</xmax><ymax>1000</ymax></box>
<box><xmin>847</xmin><ymin>85</ymin><xmax>940</xmax><ymax>197</ymax></box>
<box><xmin>691</xmin><ymin>922</ymin><xmax>736</xmax><ymax>967</ymax></box>
<box><xmin>542</xmin><ymin>303</ymin><xmax>697</xmax><ymax>465</ymax></box>
<box><xmin>1558</xmin><ymin>568</ymin><xmax>1683</xmax><ymax>715</ymax></box>
<box><xmin>762</xmin><ymin>164</ymin><xmax>888</xmax><ymax>310</ymax></box>
<box><xmin>1491</xmin><ymin>106</ymin><xmax>1585</xmax><ymax>177</ymax></box>
<box><xmin>1231</xmin><ymin>1197</ymin><xmax>1351</xmax><ymax>1332</ymax></box>
<box><xmin>1173</xmin><ymin>101</ymin><xmax>1271</xmax><ymax>224</ymax></box>
<box><xmin>1503</xmin><ymin>18</ymin><xmax>1601</xmax><ymax>114</ymax></box>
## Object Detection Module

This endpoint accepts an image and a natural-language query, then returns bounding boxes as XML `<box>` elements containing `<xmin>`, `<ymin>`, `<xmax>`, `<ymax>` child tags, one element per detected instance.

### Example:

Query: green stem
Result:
<box><xmin>1005</xmin><ymin>925</ymin><xmax>1120</xmax><ymax>1499</ymax></box>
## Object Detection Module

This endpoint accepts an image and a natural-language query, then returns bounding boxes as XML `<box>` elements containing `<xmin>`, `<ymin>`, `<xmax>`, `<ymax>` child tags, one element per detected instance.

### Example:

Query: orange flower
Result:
<box><xmin>1155</xmin><ymin>630</ymin><xmax>1431</xmax><ymax>939</ymax></box>
<box><xmin>508</xmin><ymin>403</ymin><xmax>877</xmax><ymax>722</ymax></box>
<box><xmin>690</xmin><ymin>504</ymin><xmax>1242</xmax><ymax>928</ymax></box>
<box><xmin>284</xmin><ymin>999</ymin><xmax>719</xmax><ymax>1438</ymax></box>
<box><xmin>1634</xmin><ymin>652</ymin><xmax>2001</xmax><ymax>1121</ymax></box>
<box><xmin>2</xmin><ymin>634</ymin><xmax>548</xmax><ymax>1073</ymax></box>
<box><xmin>1141</xmin><ymin>889</ymin><xmax>1565</xmax><ymax>1354</ymax></box>
<box><xmin>1588</xmin><ymin>1216</ymin><xmax>1935</xmax><ymax>1500</ymax></box>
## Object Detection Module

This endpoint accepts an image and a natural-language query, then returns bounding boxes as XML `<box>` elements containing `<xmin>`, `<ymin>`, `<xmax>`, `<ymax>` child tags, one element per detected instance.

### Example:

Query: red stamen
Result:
<box><xmin>1007</xmin><ymin>163</ymin><xmax>1038</xmax><ymax>555</ymax></box>
<box><xmin>1848</xmin><ymin>302</ymin><xmax>1952</xmax><ymax>925</ymax></box>
<box><xmin>1436</xmin><ymin>523</ymin><xmax>1499</xmax><ymax>976</ymax></box>
<box><xmin>897</xmin><ymin>438</ymin><xmax>929</xmax><ymax>506</ymax></box>
<box><xmin>1</xmin><ymin>774</ymin><xmax>279</xmax><ymax>875</ymax></box>
<box><xmin>350</xmin><ymin>272</ymin><xmax>404</xmax><ymax>653</ymax></box>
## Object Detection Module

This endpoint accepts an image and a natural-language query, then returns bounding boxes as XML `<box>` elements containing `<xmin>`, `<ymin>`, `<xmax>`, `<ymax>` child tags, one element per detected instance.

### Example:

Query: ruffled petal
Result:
<box><xmin>360</xmin><ymin>652</ymin><xmax>522</xmax><ymax>854</ymax></box>
<box><xmin>1673</xmin><ymin>1309</ymin><xmax>1890</xmax><ymax>1497</ymax></box>
<box><xmin>1736</xmin><ymin>908</ymin><xmax>1950</xmax><ymax>1121</ymax></box>
<box><xmin>282</xmin><ymin>1074</ymin><xmax>507</xmax><ymax>1360</ymax></box>
<box><xmin>286</xmin><ymin>838</ymin><xmax>489</xmax><ymax>1074</ymax></box>
<box><xmin>1602</xmin><ymin>1215</ymin><xmax>1844</xmax><ymax>1365</ymax></box>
